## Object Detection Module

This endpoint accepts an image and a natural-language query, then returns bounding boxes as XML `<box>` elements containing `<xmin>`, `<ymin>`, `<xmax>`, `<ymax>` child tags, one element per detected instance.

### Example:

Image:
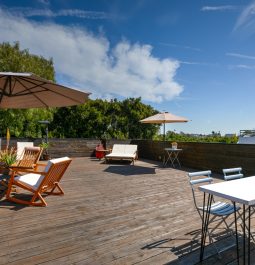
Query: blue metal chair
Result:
<box><xmin>223</xmin><ymin>167</ymin><xmax>243</xmax><ymax>181</ymax></box>
<box><xmin>188</xmin><ymin>170</ymin><xmax>239</xmax><ymax>257</ymax></box>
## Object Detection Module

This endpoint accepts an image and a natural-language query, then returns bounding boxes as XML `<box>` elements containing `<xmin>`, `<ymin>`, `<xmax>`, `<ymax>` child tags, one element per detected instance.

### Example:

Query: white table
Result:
<box><xmin>163</xmin><ymin>148</ymin><xmax>182</xmax><ymax>168</ymax></box>
<box><xmin>199</xmin><ymin>176</ymin><xmax>255</xmax><ymax>264</ymax></box>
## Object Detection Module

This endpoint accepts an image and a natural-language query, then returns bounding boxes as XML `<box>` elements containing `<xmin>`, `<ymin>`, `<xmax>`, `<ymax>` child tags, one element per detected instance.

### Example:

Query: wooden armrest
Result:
<box><xmin>36</xmin><ymin>163</ymin><xmax>47</xmax><ymax>167</ymax></box>
<box><xmin>9</xmin><ymin>165</ymin><xmax>34</xmax><ymax>170</ymax></box>
<box><xmin>10</xmin><ymin>167</ymin><xmax>47</xmax><ymax>175</ymax></box>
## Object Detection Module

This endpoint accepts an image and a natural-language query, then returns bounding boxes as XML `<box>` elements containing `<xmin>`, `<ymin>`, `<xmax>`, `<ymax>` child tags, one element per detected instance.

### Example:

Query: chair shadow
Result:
<box><xmin>104</xmin><ymin>165</ymin><xmax>156</xmax><ymax>176</ymax></box>
<box><xmin>0</xmin><ymin>191</ymin><xmax>47</xmax><ymax>211</ymax></box>
<box><xmin>141</xmin><ymin>229</ymin><xmax>251</xmax><ymax>265</ymax></box>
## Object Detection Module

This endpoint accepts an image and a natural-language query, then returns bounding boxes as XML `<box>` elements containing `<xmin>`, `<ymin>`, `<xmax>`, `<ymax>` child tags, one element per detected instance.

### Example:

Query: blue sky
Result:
<box><xmin>0</xmin><ymin>0</ymin><xmax>255</xmax><ymax>135</ymax></box>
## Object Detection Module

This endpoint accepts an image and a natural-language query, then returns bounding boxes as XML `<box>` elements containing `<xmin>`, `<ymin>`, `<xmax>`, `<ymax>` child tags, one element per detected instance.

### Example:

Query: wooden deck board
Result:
<box><xmin>0</xmin><ymin>157</ymin><xmax>250</xmax><ymax>264</ymax></box>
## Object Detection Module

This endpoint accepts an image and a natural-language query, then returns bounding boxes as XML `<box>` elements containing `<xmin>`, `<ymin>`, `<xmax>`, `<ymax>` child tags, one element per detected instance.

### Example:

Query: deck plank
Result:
<box><xmin>0</xmin><ymin>157</ymin><xmax>248</xmax><ymax>264</ymax></box>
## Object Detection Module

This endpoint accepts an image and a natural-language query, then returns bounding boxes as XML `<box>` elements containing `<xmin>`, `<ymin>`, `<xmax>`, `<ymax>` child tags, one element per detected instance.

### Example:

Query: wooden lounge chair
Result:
<box><xmin>6</xmin><ymin>157</ymin><xmax>72</xmax><ymax>206</ymax></box>
<box><xmin>11</xmin><ymin>146</ymin><xmax>43</xmax><ymax>170</ymax></box>
<box><xmin>105</xmin><ymin>144</ymin><xmax>138</xmax><ymax>165</ymax></box>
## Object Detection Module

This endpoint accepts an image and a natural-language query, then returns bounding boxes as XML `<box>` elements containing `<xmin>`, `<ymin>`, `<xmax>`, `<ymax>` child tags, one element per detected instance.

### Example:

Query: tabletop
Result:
<box><xmin>199</xmin><ymin>176</ymin><xmax>255</xmax><ymax>205</ymax></box>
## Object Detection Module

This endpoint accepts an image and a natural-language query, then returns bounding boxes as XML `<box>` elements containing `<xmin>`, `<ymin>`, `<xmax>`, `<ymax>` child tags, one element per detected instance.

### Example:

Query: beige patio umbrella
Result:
<box><xmin>0</xmin><ymin>72</ymin><xmax>90</xmax><ymax>109</ymax></box>
<box><xmin>140</xmin><ymin>111</ymin><xmax>188</xmax><ymax>141</ymax></box>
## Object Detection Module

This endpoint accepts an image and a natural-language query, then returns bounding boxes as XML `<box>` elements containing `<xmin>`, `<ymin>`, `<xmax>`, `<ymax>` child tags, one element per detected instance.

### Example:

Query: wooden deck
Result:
<box><xmin>0</xmin><ymin>157</ymin><xmax>254</xmax><ymax>264</ymax></box>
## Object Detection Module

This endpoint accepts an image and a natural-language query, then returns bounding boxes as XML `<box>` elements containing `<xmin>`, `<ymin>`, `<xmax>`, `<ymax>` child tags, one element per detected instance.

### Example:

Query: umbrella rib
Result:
<box><xmin>15</xmin><ymin>78</ymin><xmax>49</xmax><ymax>107</ymax></box>
<box><xmin>0</xmin><ymin>73</ymin><xmax>89</xmax><ymax>108</ymax></box>
<box><xmin>16</xmin><ymin>76</ymin><xmax>84</xmax><ymax>104</ymax></box>
<box><xmin>0</xmin><ymin>75</ymin><xmax>12</xmax><ymax>103</ymax></box>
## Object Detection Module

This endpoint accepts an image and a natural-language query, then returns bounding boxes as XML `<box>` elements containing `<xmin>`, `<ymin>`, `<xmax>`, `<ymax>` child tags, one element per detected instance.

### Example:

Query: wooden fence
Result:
<box><xmin>2</xmin><ymin>138</ymin><xmax>255</xmax><ymax>175</ymax></box>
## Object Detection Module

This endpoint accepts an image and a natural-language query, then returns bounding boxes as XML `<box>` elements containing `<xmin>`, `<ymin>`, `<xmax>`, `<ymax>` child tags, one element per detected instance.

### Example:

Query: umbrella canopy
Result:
<box><xmin>140</xmin><ymin>111</ymin><xmax>188</xmax><ymax>140</ymax></box>
<box><xmin>0</xmin><ymin>72</ymin><xmax>90</xmax><ymax>109</ymax></box>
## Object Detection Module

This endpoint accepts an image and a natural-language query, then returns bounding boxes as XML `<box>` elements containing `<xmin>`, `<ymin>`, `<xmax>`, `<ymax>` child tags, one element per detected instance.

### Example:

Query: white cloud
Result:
<box><xmin>0</xmin><ymin>8</ymin><xmax>183</xmax><ymax>103</ymax></box>
<box><xmin>201</xmin><ymin>5</ymin><xmax>237</xmax><ymax>12</ymax></box>
<box><xmin>226</xmin><ymin>52</ymin><xmax>255</xmax><ymax>60</ymax></box>
<box><xmin>37</xmin><ymin>0</ymin><xmax>50</xmax><ymax>5</ymax></box>
<box><xmin>234</xmin><ymin>1</ymin><xmax>255</xmax><ymax>33</ymax></box>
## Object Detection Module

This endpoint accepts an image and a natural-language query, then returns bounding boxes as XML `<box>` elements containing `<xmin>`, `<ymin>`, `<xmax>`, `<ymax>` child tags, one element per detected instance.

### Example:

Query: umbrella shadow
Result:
<box><xmin>104</xmin><ymin>165</ymin><xmax>156</xmax><ymax>176</ymax></box>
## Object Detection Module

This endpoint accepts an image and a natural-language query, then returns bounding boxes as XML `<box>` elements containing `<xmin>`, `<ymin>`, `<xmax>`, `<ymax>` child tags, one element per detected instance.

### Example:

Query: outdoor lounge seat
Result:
<box><xmin>11</xmin><ymin>146</ymin><xmax>43</xmax><ymax>170</ymax></box>
<box><xmin>6</xmin><ymin>157</ymin><xmax>72</xmax><ymax>206</ymax></box>
<box><xmin>105</xmin><ymin>144</ymin><xmax>138</xmax><ymax>165</ymax></box>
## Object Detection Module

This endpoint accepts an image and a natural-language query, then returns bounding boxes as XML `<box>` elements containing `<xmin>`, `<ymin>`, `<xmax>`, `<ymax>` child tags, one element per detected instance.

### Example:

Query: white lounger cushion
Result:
<box><xmin>105</xmin><ymin>144</ymin><xmax>137</xmax><ymax>159</ymax></box>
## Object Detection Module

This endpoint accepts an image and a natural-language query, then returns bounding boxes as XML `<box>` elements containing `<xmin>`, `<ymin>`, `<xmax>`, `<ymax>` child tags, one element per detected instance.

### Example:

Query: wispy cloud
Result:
<box><xmin>0</xmin><ymin>8</ymin><xmax>183</xmax><ymax>103</ymax></box>
<box><xmin>228</xmin><ymin>64</ymin><xmax>255</xmax><ymax>70</ymax></box>
<box><xmin>180</xmin><ymin>61</ymin><xmax>216</xmax><ymax>66</ymax></box>
<box><xmin>3</xmin><ymin>7</ymin><xmax>113</xmax><ymax>19</ymax></box>
<box><xmin>234</xmin><ymin>1</ymin><xmax>255</xmax><ymax>34</ymax></box>
<box><xmin>201</xmin><ymin>5</ymin><xmax>237</xmax><ymax>12</ymax></box>
<box><xmin>226</xmin><ymin>52</ymin><xmax>255</xmax><ymax>60</ymax></box>
<box><xmin>37</xmin><ymin>0</ymin><xmax>50</xmax><ymax>5</ymax></box>
<box><xmin>160</xmin><ymin>42</ymin><xmax>201</xmax><ymax>52</ymax></box>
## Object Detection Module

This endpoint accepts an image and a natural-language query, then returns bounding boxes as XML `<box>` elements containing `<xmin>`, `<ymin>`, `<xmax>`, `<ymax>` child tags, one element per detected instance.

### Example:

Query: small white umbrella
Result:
<box><xmin>0</xmin><ymin>72</ymin><xmax>90</xmax><ymax>109</ymax></box>
<box><xmin>140</xmin><ymin>111</ymin><xmax>188</xmax><ymax>141</ymax></box>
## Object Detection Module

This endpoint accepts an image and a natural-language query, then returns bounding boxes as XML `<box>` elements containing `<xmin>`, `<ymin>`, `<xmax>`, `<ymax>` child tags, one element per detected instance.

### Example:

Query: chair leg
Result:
<box><xmin>45</xmin><ymin>183</ymin><xmax>64</xmax><ymax>195</ymax></box>
<box><xmin>7</xmin><ymin>189</ymin><xmax>47</xmax><ymax>207</ymax></box>
<box><xmin>7</xmin><ymin>194</ymin><xmax>47</xmax><ymax>206</ymax></box>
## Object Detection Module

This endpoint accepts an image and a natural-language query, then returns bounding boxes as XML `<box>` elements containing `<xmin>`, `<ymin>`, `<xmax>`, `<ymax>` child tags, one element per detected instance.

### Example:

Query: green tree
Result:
<box><xmin>51</xmin><ymin>98</ymin><xmax>159</xmax><ymax>139</ymax></box>
<box><xmin>0</xmin><ymin>41</ymin><xmax>56</xmax><ymax>137</ymax></box>
<box><xmin>0</xmin><ymin>42</ymin><xmax>55</xmax><ymax>80</ymax></box>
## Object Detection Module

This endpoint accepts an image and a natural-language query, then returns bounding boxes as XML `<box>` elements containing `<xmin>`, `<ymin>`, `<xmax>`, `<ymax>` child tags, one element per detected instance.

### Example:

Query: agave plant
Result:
<box><xmin>0</xmin><ymin>147</ymin><xmax>17</xmax><ymax>167</ymax></box>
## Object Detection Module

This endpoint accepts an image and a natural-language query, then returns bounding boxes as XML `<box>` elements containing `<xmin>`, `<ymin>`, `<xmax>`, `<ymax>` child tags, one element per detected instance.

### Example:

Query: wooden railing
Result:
<box><xmin>3</xmin><ymin>138</ymin><xmax>255</xmax><ymax>175</ymax></box>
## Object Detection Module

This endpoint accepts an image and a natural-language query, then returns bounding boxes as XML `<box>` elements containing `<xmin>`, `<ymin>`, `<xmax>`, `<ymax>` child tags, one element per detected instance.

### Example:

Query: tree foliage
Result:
<box><xmin>164</xmin><ymin>131</ymin><xmax>238</xmax><ymax>144</ymax></box>
<box><xmin>0</xmin><ymin>41</ymin><xmax>55</xmax><ymax>137</ymax></box>
<box><xmin>50</xmin><ymin>98</ymin><xmax>159</xmax><ymax>139</ymax></box>
<box><xmin>0</xmin><ymin>42</ymin><xmax>55</xmax><ymax>80</ymax></box>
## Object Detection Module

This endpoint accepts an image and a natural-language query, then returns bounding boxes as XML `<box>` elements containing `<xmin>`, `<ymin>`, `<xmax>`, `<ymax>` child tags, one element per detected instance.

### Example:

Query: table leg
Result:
<box><xmin>170</xmin><ymin>152</ymin><xmax>181</xmax><ymax>168</ymax></box>
<box><xmin>248</xmin><ymin>206</ymin><xmax>251</xmax><ymax>265</ymax></box>
<box><xmin>243</xmin><ymin>204</ymin><xmax>246</xmax><ymax>264</ymax></box>
<box><xmin>163</xmin><ymin>152</ymin><xmax>170</xmax><ymax>167</ymax></box>
<box><xmin>233</xmin><ymin>202</ymin><xmax>240</xmax><ymax>265</ymax></box>
<box><xmin>200</xmin><ymin>192</ymin><xmax>213</xmax><ymax>262</ymax></box>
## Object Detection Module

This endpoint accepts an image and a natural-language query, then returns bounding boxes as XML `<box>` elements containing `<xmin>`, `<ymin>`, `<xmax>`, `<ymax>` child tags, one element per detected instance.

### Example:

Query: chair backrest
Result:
<box><xmin>188</xmin><ymin>170</ymin><xmax>213</xmax><ymax>209</ymax></box>
<box><xmin>17</xmin><ymin>142</ymin><xmax>34</xmax><ymax>160</ymax></box>
<box><xmin>16</xmin><ymin>146</ymin><xmax>43</xmax><ymax>168</ymax></box>
<box><xmin>222</xmin><ymin>167</ymin><xmax>243</xmax><ymax>181</ymax></box>
<box><xmin>38</xmin><ymin>157</ymin><xmax>72</xmax><ymax>192</ymax></box>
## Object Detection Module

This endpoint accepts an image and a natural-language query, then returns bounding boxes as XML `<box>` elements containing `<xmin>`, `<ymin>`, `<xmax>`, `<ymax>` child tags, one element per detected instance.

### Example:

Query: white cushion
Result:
<box><xmin>15</xmin><ymin>173</ymin><xmax>44</xmax><ymax>190</ymax></box>
<box><xmin>107</xmin><ymin>144</ymin><xmax>137</xmax><ymax>156</ymax></box>
<box><xmin>16</xmin><ymin>142</ymin><xmax>34</xmax><ymax>160</ymax></box>
<box><xmin>44</xmin><ymin>157</ymin><xmax>70</xmax><ymax>172</ymax></box>
<box><xmin>105</xmin><ymin>145</ymin><xmax>137</xmax><ymax>160</ymax></box>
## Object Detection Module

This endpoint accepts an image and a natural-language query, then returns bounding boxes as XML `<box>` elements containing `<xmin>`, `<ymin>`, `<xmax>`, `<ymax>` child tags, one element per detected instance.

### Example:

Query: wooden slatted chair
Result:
<box><xmin>11</xmin><ymin>146</ymin><xmax>43</xmax><ymax>171</ymax></box>
<box><xmin>16</xmin><ymin>142</ymin><xmax>34</xmax><ymax>160</ymax></box>
<box><xmin>6</xmin><ymin>157</ymin><xmax>72</xmax><ymax>206</ymax></box>
<box><xmin>0</xmin><ymin>147</ymin><xmax>43</xmax><ymax>189</ymax></box>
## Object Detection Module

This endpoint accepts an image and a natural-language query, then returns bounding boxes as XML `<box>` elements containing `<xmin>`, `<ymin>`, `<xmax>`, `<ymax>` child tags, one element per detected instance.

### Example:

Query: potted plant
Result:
<box><xmin>171</xmin><ymin>142</ymin><xmax>178</xmax><ymax>149</ymax></box>
<box><xmin>39</xmin><ymin>142</ymin><xmax>50</xmax><ymax>160</ymax></box>
<box><xmin>0</xmin><ymin>147</ymin><xmax>17</xmax><ymax>178</ymax></box>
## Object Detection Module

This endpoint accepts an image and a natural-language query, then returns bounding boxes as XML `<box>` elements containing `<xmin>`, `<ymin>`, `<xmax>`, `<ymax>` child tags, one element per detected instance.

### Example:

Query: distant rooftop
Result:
<box><xmin>240</xmin><ymin>130</ymin><xmax>255</xmax><ymax>137</ymax></box>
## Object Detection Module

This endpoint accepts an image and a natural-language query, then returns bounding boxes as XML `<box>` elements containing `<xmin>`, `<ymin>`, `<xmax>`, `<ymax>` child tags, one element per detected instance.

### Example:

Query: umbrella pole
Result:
<box><xmin>163</xmin><ymin>122</ymin><xmax>165</xmax><ymax>142</ymax></box>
